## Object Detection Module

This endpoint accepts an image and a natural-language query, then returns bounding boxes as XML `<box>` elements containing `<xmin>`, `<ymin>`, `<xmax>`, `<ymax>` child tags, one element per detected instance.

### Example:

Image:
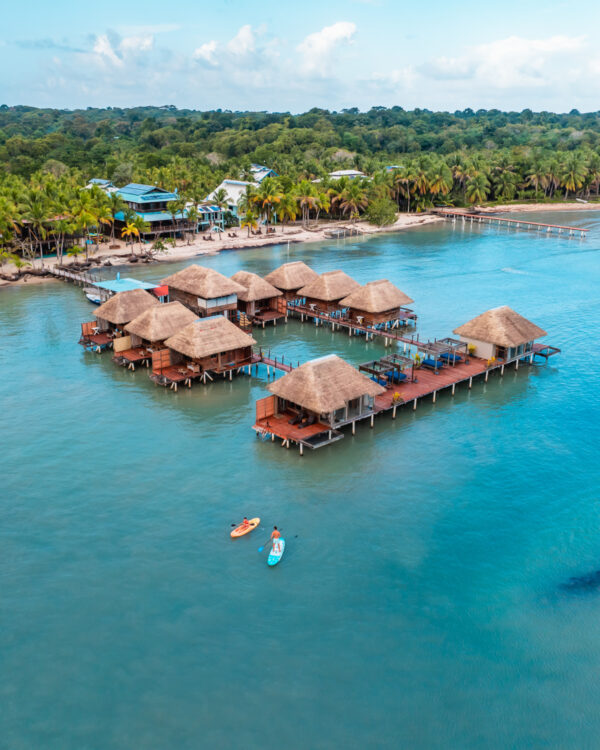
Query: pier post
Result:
<box><xmin>299</xmin><ymin>444</ymin><xmax>303</xmax><ymax>456</ymax></box>
<box><xmin>515</xmin><ymin>359</ymin><xmax>519</xmax><ymax>371</ymax></box>
<box><xmin>352</xmin><ymin>421</ymin><xmax>356</xmax><ymax>435</ymax></box>
<box><xmin>500</xmin><ymin>364</ymin><xmax>504</xmax><ymax>376</ymax></box>
<box><xmin>451</xmin><ymin>383</ymin><xmax>455</xmax><ymax>396</ymax></box>
<box><xmin>267</xmin><ymin>365</ymin><xmax>270</xmax><ymax>378</ymax></box>
<box><xmin>469</xmin><ymin>377</ymin><xmax>472</xmax><ymax>389</ymax></box>
<box><xmin>413</xmin><ymin>399</ymin><xmax>417</xmax><ymax>410</ymax></box>
<box><xmin>271</xmin><ymin>434</ymin><xmax>275</xmax><ymax>442</ymax></box>
<box><xmin>530</xmin><ymin>354</ymin><xmax>534</xmax><ymax>365</ymax></box>
<box><xmin>485</xmin><ymin>370</ymin><xmax>489</xmax><ymax>382</ymax></box>
<box><xmin>392</xmin><ymin>405</ymin><xmax>397</xmax><ymax>419</ymax></box>
<box><xmin>370</xmin><ymin>414</ymin><xmax>374</xmax><ymax>428</ymax></box>
<box><xmin>432</xmin><ymin>391</ymin><xmax>437</xmax><ymax>403</ymax></box>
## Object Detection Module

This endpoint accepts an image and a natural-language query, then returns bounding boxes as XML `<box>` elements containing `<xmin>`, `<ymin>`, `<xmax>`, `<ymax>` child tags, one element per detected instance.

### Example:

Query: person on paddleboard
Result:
<box><xmin>271</xmin><ymin>526</ymin><xmax>281</xmax><ymax>540</ymax></box>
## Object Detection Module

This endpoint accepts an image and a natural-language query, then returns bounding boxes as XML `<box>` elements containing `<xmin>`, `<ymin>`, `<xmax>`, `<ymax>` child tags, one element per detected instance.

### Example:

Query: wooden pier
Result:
<box><xmin>433</xmin><ymin>209</ymin><xmax>588</xmax><ymax>237</ymax></box>
<box><xmin>49</xmin><ymin>266</ymin><xmax>101</xmax><ymax>286</ymax></box>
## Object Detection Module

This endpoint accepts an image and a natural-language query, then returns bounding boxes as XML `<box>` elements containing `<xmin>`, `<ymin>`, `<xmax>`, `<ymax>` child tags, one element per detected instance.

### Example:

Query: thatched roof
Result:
<box><xmin>164</xmin><ymin>315</ymin><xmax>256</xmax><ymax>359</ymax></box>
<box><xmin>453</xmin><ymin>306</ymin><xmax>547</xmax><ymax>347</ymax></box>
<box><xmin>125</xmin><ymin>301</ymin><xmax>197</xmax><ymax>342</ymax></box>
<box><xmin>230</xmin><ymin>270</ymin><xmax>282</xmax><ymax>302</ymax></box>
<box><xmin>264</xmin><ymin>261</ymin><xmax>319</xmax><ymax>291</ymax></box>
<box><xmin>161</xmin><ymin>264</ymin><xmax>245</xmax><ymax>298</ymax></box>
<box><xmin>268</xmin><ymin>354</ymin><xmax>385</xmax><ymax>414</ymax></box>
<box><xmin>339</xmin><ymin>279</ymin><xmax>414</xmax><ymax>312</ymax></box>
<box><xmin>95</xmin><ymin>289</ymin><xmax>159</xmax><ymax>325</ymax></box>
<box><xmin>298</xmin><ymin>270</ymin><xmax>360</xmax><ymax>302</ymax></box>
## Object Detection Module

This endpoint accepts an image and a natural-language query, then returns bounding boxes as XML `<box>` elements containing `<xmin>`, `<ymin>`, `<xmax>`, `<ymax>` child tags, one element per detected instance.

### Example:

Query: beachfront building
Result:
<box><xmin>250</xmin><ymin>164</ymin><xmax>278</xmax><ymax>183</ymax></box>
<box><xmin>161</xmin><ymin>265</ymin><xmax>245</xmax><ymax>320</ymax></box>
<box><xmin>79</xmin><ymin>289</ymin><xmax>159</xmax><ymax>351</ymax></box>
<box><xmin>453</xmin><ymin>306</ymin><xmax>547</xmax><ymax>362</ymax></box>
<box><xmin>230</xmin><ymin>271</ymin><xmax>284</xmax><ymax>325</ymax></box>
<box><xmin>155</xmin><ymin>316</ymin><xmax>256</xmax><ymax>386</ymax></box>
<box><xmin>206</xmin><ymin>179</ymin><xmax>252</xmax><ymax>218</ymax></box>
<box><xmin>111</xmin><ymin>301</ymin><xmax>197</xmax><ymax>369</ymax></box>
<box><xmin>339</xmin><ymin>279</ymin><xmax>416</xmax><ymax>328</ymax></box>
<box><xmin>114</xmin><ymin>183</ymin><xmax>186</xmax><ymax>237</ymax></box>
<box><xmin>297</xmin><ymin>270</ymin><xmax>360</xmax><ymax>315</ymax></box>
<box><xmin>85</xmin><ymin>178</ymin><xmax>117</xmax><ymax>193</ymax></box>
<box><xmin>264</xmin><ymin>261</ymin><xmax>319</xmax><ymax>302</ymax></box>
<box><xmin>253</xmin><ymin>354</ymin><xmax>385</xmax><ymax>452</ymax></box>
<box><xmin>328</xmin><ymin>169</ymin><xmax>366</xmax><ymax>180</ymax></box>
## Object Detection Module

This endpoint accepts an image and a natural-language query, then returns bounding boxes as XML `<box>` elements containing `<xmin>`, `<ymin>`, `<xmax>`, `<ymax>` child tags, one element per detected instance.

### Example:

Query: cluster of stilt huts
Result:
<box><xmin>79</xmin><ymin>260</ymin><xmax>559</xmax><ymax>455</ymax></box>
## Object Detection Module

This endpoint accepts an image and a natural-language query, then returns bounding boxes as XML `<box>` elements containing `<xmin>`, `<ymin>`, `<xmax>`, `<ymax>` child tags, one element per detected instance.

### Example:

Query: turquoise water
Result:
<box><xmin>2</xmin><ymin>212</ymin><xmax>600</xmax><ymax>749</ymax></box>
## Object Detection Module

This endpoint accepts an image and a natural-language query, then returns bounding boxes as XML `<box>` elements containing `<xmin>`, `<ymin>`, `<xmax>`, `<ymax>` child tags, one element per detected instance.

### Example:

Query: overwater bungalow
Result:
<box><xmin>297</xmin><ymin>270</ymin><xmax>360</xmax><ymax>315</ymax></box>
<box><xmin>152</xmin><ymin>316</ymin><xmax>257</xmax><ymax>389</ymax></box>
<box><xmin>339</xmin><ymin>279</ymin><xmax>416</xmax><ymax>328</ymax></box>
<box><xmin>112</xmin><ymin>301</ymin><xmax>197</xmax><ymax>369</ymax></box>
<box><xmin>161</xmin><ymin>265</ymin><xmax>245</xmax><ymax>320</ymax></box>
<box><xmin>264</xmin><ymin>261</ymin><xmax>319</xmax><ymax>302</ymax></box>
<box><xmin>79</xmin><ymin>289</ymin><xmax>159</xmax><ymax>351</ymax></box>
<box><xmin>253</xmin><ymin>354</ymin><xmax>385</xmax><ymax>452</ymax></box>
<box><xmin>453</xmin><ymin>306</ymin><xmax>547</xmax><ymax>362</ymax></box>
<box><xmin>230</xmin><ymin>270</ymin><xmax>284</xmax><ymax>326</ymax></box>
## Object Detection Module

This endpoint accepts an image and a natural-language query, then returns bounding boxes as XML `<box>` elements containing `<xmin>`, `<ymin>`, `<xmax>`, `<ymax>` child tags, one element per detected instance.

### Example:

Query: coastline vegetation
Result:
<box><xmin>1</xmin><ymin>104</ymin><xmax>600</xmax><ymax>264</ymax></box>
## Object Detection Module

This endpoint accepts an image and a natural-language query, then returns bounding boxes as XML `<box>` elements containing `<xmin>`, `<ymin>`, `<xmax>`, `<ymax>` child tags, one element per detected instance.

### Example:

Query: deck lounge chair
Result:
<box><xmin>440</xmin><ymin>352</ymin><xmax>463</xmax><ymax>364</ymax></box>
<box><xmin>421</xmin><ymin>357</ymin><xmax>446</xmax><ymax>371</ymax></box>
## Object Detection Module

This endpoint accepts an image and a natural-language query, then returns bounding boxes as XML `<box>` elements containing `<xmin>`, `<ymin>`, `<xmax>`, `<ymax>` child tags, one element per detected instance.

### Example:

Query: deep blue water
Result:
<box><xmin>2</xmin><ymin>212</ymin><xmax>600</xmax><ymax>749</ymax></box>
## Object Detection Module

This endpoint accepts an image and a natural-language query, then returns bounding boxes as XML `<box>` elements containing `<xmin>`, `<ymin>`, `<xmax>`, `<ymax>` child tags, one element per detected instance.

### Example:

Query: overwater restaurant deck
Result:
<box><xmin>230</xmin><ymin>270</ymin><xmax>286</xmax><ymax>326</ymax></box>
<box><xmin>79</xmin><ymin>289</ymin><xmax>159</xmax><ymax>352</ymax></box>
<box><xmin>296</xmin><ymin>270</ymin><xmax>360</xmax><ymax>315</ymax></box>
<box><xmin>264</xmin><ymin>261</ymin><xmax>319</xmax><ymax>302</ymax></box>
<box><xmin>253</xmin><ymin>354</ymin><xmax>385</xmax><ymax>452</ymax></box>
<box><xmin>151</xmin><ymin>315</ymin><xmax>257</xmax><ymax>389</ymax></box>
<box><xmin>339</xmin><ymin>279</ymin><xmax>416</xmax><ymax>328</ymax></box>
<box><xmin>112</xmin><ymin>301</ymin><xmax>197</xmax><ymax>369</ymax></box>
<box><xmin>161</xmin><ymin>265</ymin><xmax>245</xmax><ymax>320</ymax></box>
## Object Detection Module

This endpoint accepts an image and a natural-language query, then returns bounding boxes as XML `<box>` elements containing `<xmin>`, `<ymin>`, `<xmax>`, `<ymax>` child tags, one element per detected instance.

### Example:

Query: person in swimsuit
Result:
<box><xmin>271</xmin><ymin>526</ymin><xmax>280</xmax><ymax>540</ymax></box>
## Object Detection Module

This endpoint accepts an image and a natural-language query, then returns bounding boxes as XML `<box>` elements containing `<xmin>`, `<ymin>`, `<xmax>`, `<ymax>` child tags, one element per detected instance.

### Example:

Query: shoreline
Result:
<box><xmin>0</xmin><ymin>214</ymin><xmax>441</xmax><ymax>288</ymax></box>
<box><xmin>1</xmin><ymin>201</ymin><xmax>597</xmax><ymax>288</ymax></box>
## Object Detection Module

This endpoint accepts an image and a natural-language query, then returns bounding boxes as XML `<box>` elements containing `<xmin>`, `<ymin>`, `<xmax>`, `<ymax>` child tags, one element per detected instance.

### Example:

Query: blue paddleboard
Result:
<box><xmin>268</xmin><ymin>538</ymin><xmax>285</xmax><ymax>566</ymax></box>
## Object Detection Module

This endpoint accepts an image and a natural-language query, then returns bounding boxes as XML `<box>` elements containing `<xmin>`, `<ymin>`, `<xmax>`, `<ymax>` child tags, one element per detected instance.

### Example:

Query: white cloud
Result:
<box><xmin>227</xmin><ymin>25</ymin><xmax>255</xmax><ymax>56</ymax></box>
<box><xmin>92</xmin><ymin>35</ymin><xmax>123</xmax><ymax>67</ymax></box>
<box><xmin>297</xmin><ymin>21</ymin><xmax>356</xmax><ymax>73</ymax></box>
<box><xmin>193</xmin><ymin>40</ymin><xmax>218</xmax><ymax>65</ymax></box>
<box><xmin>120</xmin><ymin>35</ymin><xmax>154</xmax><ymax>53</ymax></box>
<box><xmin>422</xmin><ymin>35</ymin><xmax>586</xmax><ymax>89</ymax></box>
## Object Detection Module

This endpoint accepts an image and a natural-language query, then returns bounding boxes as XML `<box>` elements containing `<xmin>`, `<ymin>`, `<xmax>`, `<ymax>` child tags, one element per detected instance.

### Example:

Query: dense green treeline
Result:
<box><xmin>2</xmin><ymin>104</ymin><xmax>600</xmax><ymax>183</ymax></box>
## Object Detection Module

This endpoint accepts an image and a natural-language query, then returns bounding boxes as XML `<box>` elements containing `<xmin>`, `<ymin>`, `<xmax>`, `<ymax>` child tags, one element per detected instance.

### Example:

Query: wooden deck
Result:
<box><xmin>113</xmin><ymin>347</ymin><xmax>152</xmax><ymax>369</ymax></box>
<box><xmin>254</xmin><ymin>413</ymin><xmax>331</xmax><ymax>443</ymax></box>
<box><xmin>80</xmin><ymin>332</ymin><xmax>113</xmax><ymax>351</ymax></box>
<box><xmin>253</xmin><ymin>310</ymin><xmax>285</xmax><ymax>326</ymax></box>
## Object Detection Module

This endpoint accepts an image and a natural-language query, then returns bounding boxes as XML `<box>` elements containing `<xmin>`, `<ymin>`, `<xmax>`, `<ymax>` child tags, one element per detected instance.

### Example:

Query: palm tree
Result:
<box><xmin>20</xmin><ymin>190</ymin><xmax>49</xmax><ymax>266</ymax></box>
<box><xmin>493</xmin><ymin>171</ymin><xmax>517</xmax><ymax>202</ymax></box>
<box><xmin>240</xmin><ymin>210</ymin><xmax>258</xmax><ymax>238</ymax></box>
<box><xmin>121</xmin><ymin>222</ymin><xmax>140</xmax><ymax>250</ymax></box>
<box><xmin>132</xmin><ymin>215</ymin><xmax>150</xmax><ymax>254</ymax></box>
<box><xmin>211</xmin><ymin>188</ymin><xmax>229</xmax><ymax>210</ymax></box>
<box><xmin>106</xmin><ymin>192</ymin><xmax>126</xmax><ymax>245</ymax></box>
<box><xmin>560</xmin><ymin>154</ymin><xmax>588</xmax><ymax>199</ymax></box>
<box><xmin>251</xmin><ymin>177</ymin><xmax>283</xmax><ymax>230</ymax></box>
<box><xmin>295</xmin><ymin>180</ymin><xmax>318</xmax><ymax>226</ymax></box>
<box><xmin>525</xmin><ymin>160</ymin><xmax>549</xmax><ymax>198</ymax></box>
<box><xmin>315</xmin><ymin>191</ymin><xmax>331</xmax><ymax>223</ymax></box>
<box><xmin>277</xmin><ymin>193</ymin><xmax>298</xmax><ymax>233</ymax></box>
<box><xmin>186</xmin><ymin>206</ymin><xmax>199</xmax><ymax>238</ymax></box>
<box><xmin>427</xmin><ymin>161</ymin><xmax>453</xmax><ymax>199</ymax></box>
<box><xmin>339</xmin><ymin>181</ymin><xmax>369</xmax><ymax>221</ymax></box>
<box><xmin>166</xmin><ymin>197</ymin><xmax>186</xmax><ymax>244</ymax></box>
<box><xmin>465</xmin><ymin>174</ymin><xmax>490</xmax><ymax>205</ymax></box>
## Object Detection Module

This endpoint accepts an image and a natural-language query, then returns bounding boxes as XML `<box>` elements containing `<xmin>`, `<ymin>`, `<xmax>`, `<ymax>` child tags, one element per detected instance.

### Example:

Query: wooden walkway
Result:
<box><xmin>49</xmin><ymin>267</ymin><xmax>101</xmax><ymax>286</ymax></box>
<box><xmin>433</xmin><ymin>210</ymin><xmax>588</xmax><ymax>237</ymax></box>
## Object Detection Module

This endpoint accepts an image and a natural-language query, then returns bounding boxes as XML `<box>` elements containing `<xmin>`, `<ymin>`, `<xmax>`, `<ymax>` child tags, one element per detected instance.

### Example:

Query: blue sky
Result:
<box><xmin>2</xmin><ymin>0</ymin><xmax>600</xmax><ymax>112</ymax></box>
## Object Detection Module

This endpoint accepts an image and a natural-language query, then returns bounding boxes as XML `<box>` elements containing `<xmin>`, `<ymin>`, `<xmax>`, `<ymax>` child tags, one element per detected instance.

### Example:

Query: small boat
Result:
<box><xmin>231</xmin><ymin>517</ymin><xmax>260</xmax><ymax>538</ymax></box>
<box><xmin>83</xmin><ymin>287</ymin><xmax>102</xmax><ymax>305</ymax></box>
<box><xmin>268</xmin><ymin>537</ymin><xmax>285</xmax><ymax>566</ymax></box>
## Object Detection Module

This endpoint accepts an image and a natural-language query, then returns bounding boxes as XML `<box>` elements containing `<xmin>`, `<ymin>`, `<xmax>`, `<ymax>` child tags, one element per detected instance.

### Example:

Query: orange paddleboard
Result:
<box><xmin>231</xmin><ymin>517</ymin><xmax>260</xmax><ymax>538</ymax></box>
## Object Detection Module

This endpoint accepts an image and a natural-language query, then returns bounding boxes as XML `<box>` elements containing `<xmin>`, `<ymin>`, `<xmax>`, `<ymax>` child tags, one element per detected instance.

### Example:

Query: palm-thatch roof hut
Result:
<box><xmin>297</xmin><ymin>270</ymin><xmax>360</xmax><ymax>313</ymax></box>
<box><xmin>268</xmin><ymin>354</ymin><xmax>384</xmax><ymax>421</ymax></box>
<box><xmin>264</xmin><ymin>261</ymin><xmax>319</xmax><ymax>300</ymax></box>
<box><xmin>125</xmin><ymin>301</ymin><xmax>197</xmax><ymax>345</ymax></box>
<box><xmin>230</xmin><ymin>270</ymin><xmax>283</xmax><ymax>322</ymax></box>
<box><xmin>161</xmin><ymin>264</ymin><xmax>245</xmax><ymax>318</ymax></box>
<box><xmin>163</xmin><ymin>315</ymin><xmax>256</xmax><ymax>377</ymax></box>
<box><xmin>339</xmin><ymin>279</ymin><xmax>415</xmax><ymax>327</ymax></box>
<box><xmin>453</xmin><ymin>306</ymin><xmax>547</xmax><ymax>360</ymax></box>
<box><xmin>95</xmin><ymin>289</ymin><xmax>159</xmax><ymax>328</ymax></box>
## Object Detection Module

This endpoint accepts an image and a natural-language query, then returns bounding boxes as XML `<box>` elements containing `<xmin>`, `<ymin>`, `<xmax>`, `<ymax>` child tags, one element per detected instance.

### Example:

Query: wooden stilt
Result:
<box><xmin>413</xmin><ymin>398</ymin><xmax>417</xmax><ymax>410</ymax></box>
<box><xmin>451</xmin><ymin>383</ymin><xmax>455</xmax><ymax>395</ymax></box>
<box><xmin>370</xmin><ymin>414</ymin><xmax>374</xmax><ymax>428</ymax></box>
<box><xmin>469</xmin><ymin>377</ymin><xmax>473</xmax><ymax>389</ymax></box>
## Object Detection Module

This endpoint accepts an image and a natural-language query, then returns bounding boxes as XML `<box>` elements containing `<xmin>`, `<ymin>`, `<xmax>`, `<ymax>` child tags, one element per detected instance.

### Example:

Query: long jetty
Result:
<box><xmin>49</xmin><ymin>266</ymin><xmax>101</xmax><ymax>286</ymax></box>
<box><xmin>432</xmin><ymin>209</ymin><xmax>588</xmax><ymax>237</ymax></box>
